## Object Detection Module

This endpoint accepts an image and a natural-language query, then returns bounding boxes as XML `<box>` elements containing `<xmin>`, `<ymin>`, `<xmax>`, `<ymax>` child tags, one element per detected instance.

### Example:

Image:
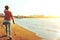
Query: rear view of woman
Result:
<box><xmin>3</xmin><ymin>5</ymin><xmax>15</xmax><ymax>40</ymax></box>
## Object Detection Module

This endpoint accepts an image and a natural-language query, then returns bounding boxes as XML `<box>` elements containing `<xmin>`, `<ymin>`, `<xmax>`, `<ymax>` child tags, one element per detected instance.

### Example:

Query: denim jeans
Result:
<box><xmin>3</xmin><ymin>20</ymin><xmax>12</xmax><ymax>36</ymax></box>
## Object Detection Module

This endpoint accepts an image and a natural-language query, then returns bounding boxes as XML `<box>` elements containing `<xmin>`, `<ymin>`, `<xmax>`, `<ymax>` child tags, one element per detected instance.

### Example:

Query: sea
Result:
<box><xmin>15</xmin><ymin>18</ymin><xmax>60</xmax><ymax>40</ymax></box>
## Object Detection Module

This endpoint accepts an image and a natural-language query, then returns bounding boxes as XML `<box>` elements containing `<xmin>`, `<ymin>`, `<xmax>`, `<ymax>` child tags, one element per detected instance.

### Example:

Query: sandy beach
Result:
<box><xmin>0</xmin><ymin>18</ymin><xmax>42</xmax><ymax>40</ymax></box>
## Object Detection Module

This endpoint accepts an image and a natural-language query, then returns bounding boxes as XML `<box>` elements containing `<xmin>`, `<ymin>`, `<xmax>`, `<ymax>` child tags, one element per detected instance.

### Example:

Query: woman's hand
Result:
<box><xmin>13</xmin><ymin>20</ymin><xmax>15</xmax><ymax>24</ymax></box>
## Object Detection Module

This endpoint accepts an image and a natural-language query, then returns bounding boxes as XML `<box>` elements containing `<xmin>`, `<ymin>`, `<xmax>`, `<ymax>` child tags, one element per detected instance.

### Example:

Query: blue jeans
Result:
<box><xmin>3</xmin><ymin>20</ymin><xmax>12</xmax><ymax>36</ymax></box>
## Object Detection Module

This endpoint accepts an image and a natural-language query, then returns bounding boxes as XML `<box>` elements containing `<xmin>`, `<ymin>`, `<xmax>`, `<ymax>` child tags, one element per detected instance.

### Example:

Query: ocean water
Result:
<box><xmin>15</xmin><ymin>18</ymin><xmax>60</xmax><ymax>40</ymax></box>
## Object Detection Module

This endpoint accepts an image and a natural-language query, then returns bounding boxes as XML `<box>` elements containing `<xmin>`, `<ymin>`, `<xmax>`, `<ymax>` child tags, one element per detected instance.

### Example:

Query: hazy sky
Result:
<box><xmin>0</xmin><ymin>0</ymin><xmax>60</xmax><ymax>16</ymax></box>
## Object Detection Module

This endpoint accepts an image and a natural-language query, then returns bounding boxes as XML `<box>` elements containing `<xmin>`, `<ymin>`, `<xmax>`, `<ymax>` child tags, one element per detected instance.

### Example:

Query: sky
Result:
<box><xmin>0</xmin><ymin>0</ymin><xmax>60</xmax><ymax>16</ymax></box>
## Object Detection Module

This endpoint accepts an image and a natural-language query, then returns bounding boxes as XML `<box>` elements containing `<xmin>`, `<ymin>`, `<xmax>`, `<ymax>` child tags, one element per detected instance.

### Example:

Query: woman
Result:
<box><xmin>3</xmin><ymin>5</ymin><xmax>15</xmax><ymax>40</ymax></box>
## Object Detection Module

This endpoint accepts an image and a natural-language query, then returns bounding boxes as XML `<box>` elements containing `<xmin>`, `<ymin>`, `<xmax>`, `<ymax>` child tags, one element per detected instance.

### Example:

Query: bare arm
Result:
<box><xmin>10</xmin><ymin>12</ymin><xmax>15</xmax><ymax>24</ymax></box>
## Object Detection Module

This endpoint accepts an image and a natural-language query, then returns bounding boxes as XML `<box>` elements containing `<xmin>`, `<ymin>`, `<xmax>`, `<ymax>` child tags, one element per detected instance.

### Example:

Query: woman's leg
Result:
<box><xmin>5</xmin><ymin>24</ymin><xmax>8</xmax><ymax>36</ymax></box>
<box><xmin>8</xmin><ymin>23</ymin><xmax>12</xmax><ymax>40</ymax></box>
<box><xmin>9</xmin><ymin>24</ymin><xmax>12</xmax><ymax>36</ymax></box>
<box><xmin>8</xmin><ymin>22</ymin><xmax>12</xmax><ymax>38</ymax></box>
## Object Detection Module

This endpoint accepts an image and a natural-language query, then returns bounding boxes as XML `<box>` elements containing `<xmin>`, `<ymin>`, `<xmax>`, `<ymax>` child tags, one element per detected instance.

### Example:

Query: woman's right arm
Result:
<box><xmin>10</xmin><ymin>12</ymin><xmax>15</xmax><ymax>24</ymax></box>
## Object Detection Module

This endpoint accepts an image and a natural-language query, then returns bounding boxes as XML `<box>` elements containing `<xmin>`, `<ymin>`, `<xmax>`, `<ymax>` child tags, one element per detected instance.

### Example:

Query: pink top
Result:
<box><xmin>4</xmin><ymin>10</ymin><xmax>14</xmax><ymax>21</ymax></box>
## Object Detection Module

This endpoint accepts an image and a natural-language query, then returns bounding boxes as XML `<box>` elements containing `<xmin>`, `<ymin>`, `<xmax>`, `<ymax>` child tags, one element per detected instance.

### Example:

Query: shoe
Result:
<box><xmin>0</xmin><ymin>35</ymin><xmax>7</xmax><ymax>38</ymax></box>
<box><xmin>2</xmin><ymin>35</ymin><xmax>7</xmax><ymax>37</ymax></box>
<box><xmin>7</xmin><ymin>37</ymin><xmax>12</xmax><ymax>40</ymax></box>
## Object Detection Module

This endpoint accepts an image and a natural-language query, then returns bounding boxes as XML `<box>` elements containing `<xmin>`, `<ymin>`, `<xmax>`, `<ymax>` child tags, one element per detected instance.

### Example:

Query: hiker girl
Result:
<box><xmin>3</xmin><ymin>5</ymin><xmax>15</xmax><ymax>40</ymax></box>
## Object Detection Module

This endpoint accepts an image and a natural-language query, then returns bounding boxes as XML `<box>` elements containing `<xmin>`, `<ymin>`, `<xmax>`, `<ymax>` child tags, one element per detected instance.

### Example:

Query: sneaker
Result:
<box><xmin>2</xmin><ymin>35</ymin><xmax>7</xmax><ymax>37</ymax></box>
<box><xmin>7</xmin><ymin>37</ymin><xmax>12</xmax><ymax>40</ymax></box>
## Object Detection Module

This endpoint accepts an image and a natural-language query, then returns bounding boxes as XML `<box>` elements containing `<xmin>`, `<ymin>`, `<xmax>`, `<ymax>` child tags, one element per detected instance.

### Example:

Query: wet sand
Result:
<box><xmin>0</xmin><ymin>18</ymin><xmax>42</xmax><ymax>40</ymax></box>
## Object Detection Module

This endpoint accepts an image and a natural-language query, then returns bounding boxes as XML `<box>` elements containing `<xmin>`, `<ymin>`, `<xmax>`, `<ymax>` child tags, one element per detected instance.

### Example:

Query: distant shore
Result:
<box><xmin>0</xmin><ymin>14</ymin><xmax>60</xmax><ymax>19</ymax></box>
